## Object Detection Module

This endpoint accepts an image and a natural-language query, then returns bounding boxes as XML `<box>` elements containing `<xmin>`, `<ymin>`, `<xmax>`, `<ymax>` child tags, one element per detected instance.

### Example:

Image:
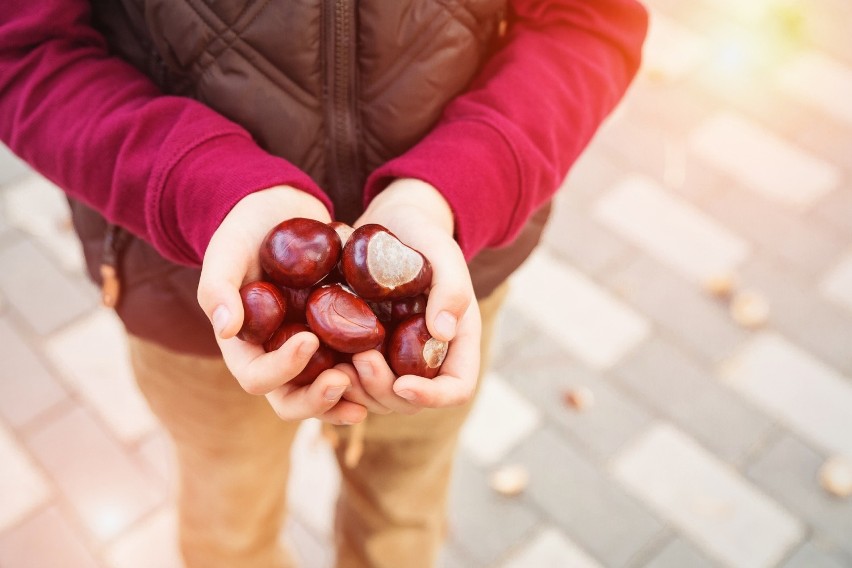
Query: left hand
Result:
<box><xmin>342</xmin><ymin>178</ymin><xmax>482</xmax><ymax>415</ymax></box>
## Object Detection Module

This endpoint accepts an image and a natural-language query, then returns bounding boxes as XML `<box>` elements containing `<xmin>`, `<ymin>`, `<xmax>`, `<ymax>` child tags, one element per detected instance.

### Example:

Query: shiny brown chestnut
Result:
<box><xmin>278</xmin><ymin>285</ymin><xmax>311</xmax><ymax>323</ymax></box>
<box><xmin>237</xmin><ymin>281</ymin><xmax>287</xmax><ymax>344</ymax></box>
<box><xmin>388</xmin><ymin>314</ymin><xmax>447</xmax><ymax>378</ymax></box>
<box><xmin>341</xmin><ymin>224</ymin><xmax>432</xmax><ymax>301</ymax></box>
<box><xmin>305</xmin><ymin>284</ymin><xmax>386</xmax><ymax>353</ymax></box>
<box><xmin>260</xmin><ymin>218</ymin><xmax>341</xmax><ymax>288</ymax></box>
<box><xmin>367</xmin><ymin>300</ymin><xmax>394</xmax><ymax>324</ymax></box>
<box><xmin>391</xmin><ymin>294</ymin><xmax>427</xmax><ymax>323</ymax></box>
<box><xmin>263</xmin><ymin>323</ymin><xmax>338</xmax><ymax>386</ymax></box>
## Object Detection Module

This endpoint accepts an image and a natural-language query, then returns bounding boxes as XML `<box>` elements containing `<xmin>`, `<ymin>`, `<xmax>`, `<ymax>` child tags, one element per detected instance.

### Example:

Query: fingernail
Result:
<box><xmin>434</xmin><ymin>311</ymin><xmax>457</xmax><ymax>340</ymax></box>
<box><xmin>212</xmin><ymin>305</ymin><xmax>230</xmax><ymax>336</ymax></box>
<box><xmin>297</xmin><ymin>340</ymin><xmax>316</xmax><ymax>359</ymax></box>
<box><xmin>325</xmin><ymin>386</ymin><xmax>346</xmax><ymax>401</ymax></box>
<box><xmin>396</xmin><ymin>389</ymin><xmax>416</xmax><ymax>401</ymax></box>
<box><xmin>353</xmin><ymin>359</ymin><xmax>372</xmax><ymax>379</ymax></box>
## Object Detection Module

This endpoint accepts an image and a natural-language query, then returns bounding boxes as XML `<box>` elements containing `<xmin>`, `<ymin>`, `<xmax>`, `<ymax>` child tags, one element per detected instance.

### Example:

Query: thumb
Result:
<box><xmin>423</xmin><ymin>241</ymin><xmax>472</xmax><ymax>343</ymax></box>
<box><xmin>197</xmin><ymin>232</ymin><xmax>251</xmax><ymax>340</ymax></box>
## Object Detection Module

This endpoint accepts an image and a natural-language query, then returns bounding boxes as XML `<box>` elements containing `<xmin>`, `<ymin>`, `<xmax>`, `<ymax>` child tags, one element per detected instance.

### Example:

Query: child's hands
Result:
<box><xmin>342</xmin><ymin>178</ymin><xmax>482</xmax><ymax>415</ymax></box>
<box><xmin>197</xmin><ymin>185</ymin><xmax>367</xmax><ymax>425</ymax></box>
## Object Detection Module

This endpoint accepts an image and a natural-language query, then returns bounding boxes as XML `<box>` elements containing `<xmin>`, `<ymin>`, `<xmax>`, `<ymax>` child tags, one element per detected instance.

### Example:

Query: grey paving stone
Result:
<box><xmin>0</xmin><ymin>204</ymin><xmax>13</xmax><ymax>241</ymax></box>
<box><xmin>503</xmin><ymin>361</ymin><xmax>653</xmax><ymax>462</ymax></box>
<box><xmin>0</xmin><ymin>144</ymin><xmax>31</xmax><ymax>187</ymax></box>
<box><xmin>781</xmin><ymin>541</ymin><xmax>851</xmax><ymax>568</ymax></box>
<box><xmin>795</xmin><ymin>107</ymin><xmax>852</xmax><ymax>169</ymax></box>
<box><xmin>438</xmin><ymin>543</ymin><xmax>473</xmax><ymax>568</ymax></box>
<box><xmin>611</xmin><ymin>336</ymin><xmax>774</xmax><ymax>465</ymax></box>
<box><xmin>640</xmin><ymin>537</ymin><xmax>718</xmax><ymax>568</ymax></box>
<box><xmin>488</xmin><ymin>306</ymin><xmax>540</xmax><ymax>371</ymax></box>
<box><xmin>746</xmin><ymin>432</ymin><xmax>852</xmax><ymax>560</ymax></box>
<box><xmin>623</xmin><ymin>79</ymin><xmax>714</xmax><ymax>138</ymax></box>
<box><xmin>508</xmin><ymin>427</ymin><xmax>664</xmax><ymax>567</ymax></box>
<box><xmin>739</xmin><ymin>255</ymin><xmax>852</xmax><ymax>376</ymax></box>
<box><xmin>0</xmin><ymin>507</ymin><xmax>99</xmax><ymax>568</ymax></box>
<box><xmin>0</xmin><ymin>239</ymin><xmax>96</xmax><ymax>335</ymax></box>
<box><xmin>447</xmin><ymin>456</ymin><xmax>540</xmax><ymax>567</ymax></box>
<box><xmin>0</xmin><ymin>318</ymin><xmax>68</xmax><ymax>429</ymax></box>
<box><xmin>702</xmin><ymin>186</ymin><xmax>846</xmax><ymax>278</ymax></box>
<box><xmin>542</xmin><ymin>195</ymin><xmax>634</xmax><ymax>278</ymax></box>
<box><xmin>686</xmin><ymin>52</ymin><xmax>812</xmax><ymax>141</ymax></box>
<box><xmin>604</xmin><ymin>256</ymin><xmax>750</xmax><ymax>364</ymax></box>
<box><xmin>559</xmin><ymin>146</ymin><xmax>625</xmax><ymax>208</ymax></box>
<box><xmin>809</xmin><ymin>186</ymin><xmax>852</xmax><ymax>242</ymax></box>
<box><xmin>25</xmin><ymin>405</ymin><xmax>164</xmax><ymax>543</ymax></box>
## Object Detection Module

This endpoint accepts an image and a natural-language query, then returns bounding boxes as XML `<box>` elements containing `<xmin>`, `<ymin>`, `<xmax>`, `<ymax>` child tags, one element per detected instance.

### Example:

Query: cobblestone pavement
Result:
<box><xmin>1</xmin><ymin>1</ymin><xmax>851</xmax><ymax>566</ymax></box>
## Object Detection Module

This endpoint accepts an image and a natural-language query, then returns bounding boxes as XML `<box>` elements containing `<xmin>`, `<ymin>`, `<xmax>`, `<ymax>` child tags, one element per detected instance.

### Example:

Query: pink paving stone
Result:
<box><xmin>0</xmin><ymin>318</ymin><xmax>68</xmax><ymax>429</ymax></box>
<box><xmin>104</xmin><ymin>507</ymin><xmax>181</xmax><ymax>568</ymax></box>
<box><xmin>25</xmin><ymin>406</ymin><xmax>165</xmax><ymax>543</ymax></box>
<box><xmin>0</xmin><ymin>507</ymin><xmax>99</xmax><ymax>568</ymax></box>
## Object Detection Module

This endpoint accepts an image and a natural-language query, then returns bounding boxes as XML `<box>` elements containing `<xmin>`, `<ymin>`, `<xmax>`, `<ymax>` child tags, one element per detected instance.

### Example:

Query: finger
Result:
<box><xmin>265</xmin><ymin>367</ymin><xmax>366</xmax><ymax>423</ymax></box>
<box><xmin>420</xmin><ymin>237</ymin><xmax>473</xmax><ymax>342</ymax></box>
<box><xmin>218</xmin><ymin>331</ymin><xmax>320</xmax><ymax>395</ymax></box>
<box><xmin>198</xmin><ymin>231</ymin><xmax>258</xmax><ymax>339</ymax></box>
<box><xmin>351</xmin><ymin>350</ymin><xmax>420</xmax><ymax>415</ymax></box>
<box><xmin>336</xmin><ymin>362</ymin><xmax>393</xmax><ymax>415</ymax></box>
<box><xmin>392</xmin><ymin>300</ymin><xmax>481</xmax><ymax>408</ymax></box>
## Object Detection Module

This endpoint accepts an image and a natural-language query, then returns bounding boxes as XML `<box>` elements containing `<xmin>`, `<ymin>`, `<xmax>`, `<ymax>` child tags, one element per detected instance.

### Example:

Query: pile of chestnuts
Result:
<box><xmin>237</xmin><ymin>218</ymin><xmax>449</xmax><ymax>386</ymax></box>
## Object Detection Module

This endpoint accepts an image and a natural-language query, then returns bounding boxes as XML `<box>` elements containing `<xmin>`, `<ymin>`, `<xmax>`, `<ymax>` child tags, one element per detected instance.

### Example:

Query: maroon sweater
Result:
<box><xmin>0</xmin><ymin>0</ymin><xmax>647</xmax><ymax>265</ymax></box>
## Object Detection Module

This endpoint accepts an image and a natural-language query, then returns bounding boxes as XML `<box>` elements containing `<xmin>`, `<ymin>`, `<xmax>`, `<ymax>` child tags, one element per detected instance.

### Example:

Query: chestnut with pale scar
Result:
<box><xmin>388</xmin><ymin>314</ymin><xmax>448</xmax><ymax>378</ymax></box>
<box><xmin>342</xmin><ymin>224</ymin><xmax>432</xmax><ymax>301</ymax></box>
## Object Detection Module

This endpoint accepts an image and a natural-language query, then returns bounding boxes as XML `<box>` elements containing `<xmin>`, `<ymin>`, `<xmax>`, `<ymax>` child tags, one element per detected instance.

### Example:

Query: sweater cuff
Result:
<box><xmin>150</xmin><ymin>132</ymin><xmax>331</xmax><ymax>266</ymax></box>
<box><xmin>364</xmin><ymin>119</ymin><xmax>521</xmax><ymax>260</ymax></box>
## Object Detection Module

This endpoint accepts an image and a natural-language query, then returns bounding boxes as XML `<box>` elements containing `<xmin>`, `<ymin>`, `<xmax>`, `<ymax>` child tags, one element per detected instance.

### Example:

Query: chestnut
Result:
<box><xmin>260</xmin><ymin>218</ymin><xmax>341</xmax><ymax>288</ymax></box>
<box><xmin>305</xmin><ymin>284</ymin><xmax>386</xmax><ymax>353</ymax></box>
<box><xmin>368</xmin><ymin>300</ymin><xmax>394</xmax><ymax>323</ymax></box>
<box><xmin>237</xmin><ymin>281</ymin><xmax>287</xmax><ymax>344</ymax></box>
<box><xmin>278</xmin><ymin>285</ymin><xmax>311</xmax><ymax>323</ymax></box>
<box><xmin>264</xmin><ymin>323</ymin><xmax>338</xmax><ymax>386</ymax></box>
<box><xmin>388</xmin><ymin>314</ymin><xmax>447</xmax><ymax>378</ymax></box>
<box><xmin>391</xmin><ymin>294</ymin><xmax>427</xmax><ymax>323</ymax></box>
<box><xmin>341</xmin><ymin>224</ymin><xmax>432</xmax><ymax>301</ymax></box>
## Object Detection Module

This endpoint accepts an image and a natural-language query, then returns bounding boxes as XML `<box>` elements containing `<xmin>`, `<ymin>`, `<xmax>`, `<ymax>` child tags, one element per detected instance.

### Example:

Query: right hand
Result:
<box><xmin>197</xmin><ymin>185</ymin><xmax>368</xmax><ymax>426</ymax></box>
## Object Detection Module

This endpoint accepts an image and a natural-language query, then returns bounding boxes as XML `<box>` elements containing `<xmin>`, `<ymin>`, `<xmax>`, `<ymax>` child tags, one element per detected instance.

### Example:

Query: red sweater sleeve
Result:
<box><xmin>0</xmin><ymin>0</ymin><xmax>332</xmax><ymax>266</ymax></box>
<box><xmin>364</xmin><ymin>0</ymin><xmax>648</xmax><ymax>260</ymax></box>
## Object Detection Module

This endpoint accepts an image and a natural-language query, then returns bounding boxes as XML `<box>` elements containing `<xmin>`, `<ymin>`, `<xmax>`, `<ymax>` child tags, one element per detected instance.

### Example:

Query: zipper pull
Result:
<box><xmin>100</xmin><ymin>225</ymin><xmax>124</xmax><ymax>308</ymax></box>
<box><xmin>100</xmin><ymin>264</ymin><xmax>120</xmax><ymax>308</ymax></box>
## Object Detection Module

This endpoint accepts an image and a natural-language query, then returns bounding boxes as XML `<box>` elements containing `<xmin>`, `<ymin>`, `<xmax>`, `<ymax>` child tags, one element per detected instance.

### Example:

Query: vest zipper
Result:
<box><xmin>324</xmin><ymin>0</ymin><xmax>362</xmax><ymax>224</ymax></box>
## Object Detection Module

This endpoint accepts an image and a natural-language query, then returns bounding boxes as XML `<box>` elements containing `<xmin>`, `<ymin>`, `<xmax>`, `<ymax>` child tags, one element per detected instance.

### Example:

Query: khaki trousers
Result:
<box><xmin>129</xmin><ymin>284</ymin><xmax>507</xmax><ymax>568</ymax></box>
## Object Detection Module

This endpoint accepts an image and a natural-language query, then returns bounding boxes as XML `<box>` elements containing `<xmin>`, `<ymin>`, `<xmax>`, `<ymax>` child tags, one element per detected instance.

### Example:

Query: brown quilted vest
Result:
<box><xmin>71</xmin><ymin>0</ymin><xmax>551</xmax><ymax>355</ymax></box>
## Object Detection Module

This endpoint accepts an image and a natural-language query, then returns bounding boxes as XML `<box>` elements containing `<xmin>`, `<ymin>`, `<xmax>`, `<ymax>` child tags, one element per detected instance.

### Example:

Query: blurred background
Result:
<box><xmin>1</xmin><ymin>0</ymin><xmax>850</xmax><ymax>566</ymax></box>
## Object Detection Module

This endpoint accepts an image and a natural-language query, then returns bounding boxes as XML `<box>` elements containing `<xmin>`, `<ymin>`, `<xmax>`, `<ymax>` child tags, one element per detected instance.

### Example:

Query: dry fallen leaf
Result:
<box><xmin>818</xmin><ymin>456</ymin><xmax>852</xmax><ymax>498</ymax></box>
<box><xmin>489</xmin><ymin>464</ymin><xmax>529</xmax><ymax>497</ymax></box>
<box><xmin>563</xmin><ymin>387</ymin><xmax>595</xmax><ymax>411</ymax></box>
<box><xmin>703</xmin><ymin>273</ymin><xmax>737</xmax><ymax>300</ymax></box>
<box><xmin>729</xmin><ymin>290</ymin><xmax>770</xmax><ymax>329</ymax></box>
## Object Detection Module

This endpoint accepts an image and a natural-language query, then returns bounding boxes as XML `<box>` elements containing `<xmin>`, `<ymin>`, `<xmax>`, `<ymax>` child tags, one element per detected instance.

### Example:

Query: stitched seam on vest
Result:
<box><xmin>435</xmin><ymin>0</ymin><xmax>480</xmax><ymax>39</ymax></box>
<box><xmin>360</xmin><ymin>9</ymin><xmax>471</xmax><ymax>103</ymax></box>
<box><xmin>179</xmin><ymin>0</ymin><xmax>317</xmax><ymax>109</ymax></box>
